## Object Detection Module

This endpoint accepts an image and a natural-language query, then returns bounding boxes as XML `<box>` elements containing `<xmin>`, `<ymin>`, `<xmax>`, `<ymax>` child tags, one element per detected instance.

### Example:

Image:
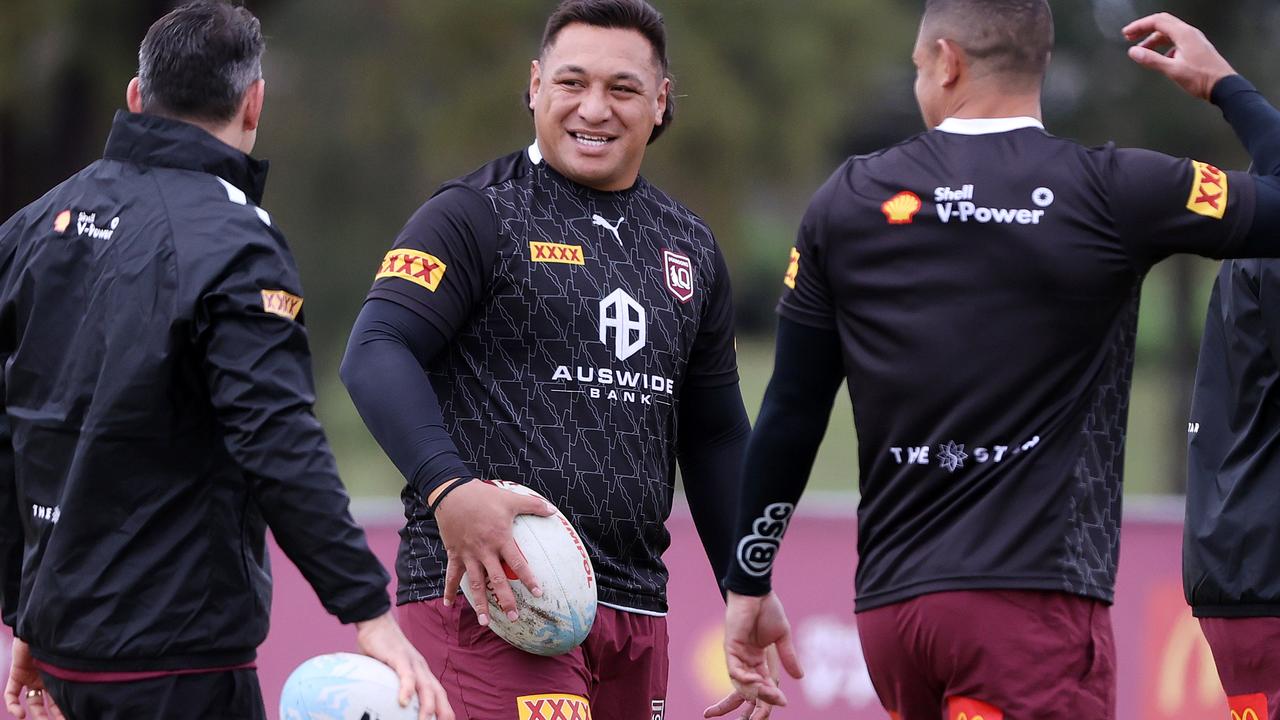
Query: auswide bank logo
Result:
<box><xmin>599</xmin><ymin>288</ymin><xmax>646</xmax><ymax>361</ymax></box>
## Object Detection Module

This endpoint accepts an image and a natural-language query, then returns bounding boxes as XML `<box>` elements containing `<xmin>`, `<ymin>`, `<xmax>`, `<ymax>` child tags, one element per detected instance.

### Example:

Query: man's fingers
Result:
<box><xmin>481</xmin><ymin>557</ymin><xmax>520</xmax><ymax>621</ymax></box>
<box><xmin>500</xmin><ymin>540</ymin><xmax>542</xmax><ymax>598</ymax></box>
<box><xmin>750</xmin><ymin>699</ymin><xmax>774</xmax><ymax>720</ymax></box>
<box><xmin>462</xmin><ymin>559</ymin><xmax>493</xmax><ymax>626</ymax></box>
<box><xmin>1122</xmin><ymin>12</ymin><xmax>1187</xmax><ymax>41</ymax></box>
<box><xmin>27</xmin><ymin>694</ymin><xmax>49</xmax><ymax>720</ymax></box>
<box><xmin>1127</xmin><ymin>45</ymin><xmax>1175</xmax><ymax>72</ymax></box>
<box><xmin>432</xmin><ymin>678</ymin><xmax>456</xmax><ymax>720</ymax></box>
<box><xmin>514</xmin><ymin>494</ymin><xmax>557</xmax><ymax>518</ymax></box>
<box><xmin>413</xmin><ymin>663</ymin><xmax>435</xmax><ymax>720</ymax></box>
<box><xmin>442</xmin><ymin>557</ymin><xmax>464</xmax><ymax>606</ymax></box>
<box><xmin>395</xmin><ymin>664</ymin><xmax>416</xmax><ymax>708</ymax></box>
<box><xmin>775</xmin><ymin>635</ymin><xmax>804</xmax><ymax>680</ymax></box>
<box><xmin>702</xmin><ymin>691</ymin><xmax>747</xmax><ymax>718</ymax></box>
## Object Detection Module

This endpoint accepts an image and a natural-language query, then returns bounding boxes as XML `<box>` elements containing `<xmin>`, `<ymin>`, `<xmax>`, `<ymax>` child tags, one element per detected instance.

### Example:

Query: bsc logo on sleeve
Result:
<box><xmin>261</xmin><ymin>289</ymin><xmax>303</xmax><ymax>320</ymax></box>
<box><xmin>1186</xmin><ymin>160</ymin><xmax>1228</xmax><ymax>220</ymax></box>
<box><xmin>517</xmin><ymin>693</ymin><xmax>592</xmax><ymax>720</ymax></box>
<box><xmin>375</xmin><ymin>248</ymin><xmax>446</xmax><ymax>292</ymax></box>
<box><xmin>783</xmin><ymin>246</ymin><xmax>800</xmax><ymax>289</ymax></box>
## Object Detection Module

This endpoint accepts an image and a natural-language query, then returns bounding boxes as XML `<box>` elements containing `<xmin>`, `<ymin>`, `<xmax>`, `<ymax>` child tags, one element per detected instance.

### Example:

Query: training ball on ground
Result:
<box><xmin>280</xmin><ymin>652</ymin><xmax>424</xmax><ymax>720</ymax></box>
<box><xmin>461</xmin><ymin>480</ymin><xmax>598</xmax><ymax>656</ymax></box>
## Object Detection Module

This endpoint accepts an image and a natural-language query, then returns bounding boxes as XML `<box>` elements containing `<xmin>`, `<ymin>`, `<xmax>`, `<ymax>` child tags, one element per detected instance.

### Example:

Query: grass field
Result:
<box><xmin>319</xmin><ymin>337</ymin><xmax>1181</xmax><ymax>500</ymax></box>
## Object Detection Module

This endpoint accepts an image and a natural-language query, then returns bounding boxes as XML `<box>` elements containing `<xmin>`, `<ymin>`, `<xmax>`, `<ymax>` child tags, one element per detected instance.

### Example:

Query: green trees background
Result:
<box><xmin>4</xmin><ymin>1</ymin><xmax>1278</xmax><ymax>496</ymax></box>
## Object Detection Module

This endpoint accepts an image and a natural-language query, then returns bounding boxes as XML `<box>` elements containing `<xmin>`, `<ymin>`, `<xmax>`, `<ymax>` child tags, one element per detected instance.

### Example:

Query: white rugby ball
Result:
<box><xmin>279</xmin><ymin>652</ymin><xmax>423</xmax><ymax>720</ymax></box>
<box><xmin>461</xmin><ymin>480</ymin><xmax>597</xmax><ymax>656</ymax></box>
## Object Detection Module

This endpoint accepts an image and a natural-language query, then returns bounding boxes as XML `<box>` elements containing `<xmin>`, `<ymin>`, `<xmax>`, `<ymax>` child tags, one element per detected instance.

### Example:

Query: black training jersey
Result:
<box><xmin>1186</xmin><ymin>258</ymin><xmax>1280</xmax><ymax>617</ymax></box>
<box><xmin>781</xmin><ymin>117</ymin><xmax>1256</xmax><ymax>611</ymax></box>
<box><xmin>365</xmin><ymin>145</ymin><xmax>738</xmax><ymax>614</ymax></box>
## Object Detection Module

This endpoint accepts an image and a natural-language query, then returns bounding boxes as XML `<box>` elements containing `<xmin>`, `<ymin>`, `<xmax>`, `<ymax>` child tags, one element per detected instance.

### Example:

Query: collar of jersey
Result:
<box><xmin>935</xmin><ymin>116</ymin><xmax>1045</xmax><ymax>135</ymax></box>
<box><xmin>526</xmin><ymin>141</ymin><xmax>643</xmax><ymax>199</ymax></box>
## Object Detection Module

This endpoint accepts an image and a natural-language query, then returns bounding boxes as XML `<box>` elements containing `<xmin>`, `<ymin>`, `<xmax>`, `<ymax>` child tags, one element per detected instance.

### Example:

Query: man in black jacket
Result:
<box><xmin>1187</xmin><ymin>258</ymin><xmax>1280</xmax><ymax>714</ymax></box>
<box><xmin>0</xmin><ymin>3</ymin><xmax>451</xmax><ymax>719</ymax></box>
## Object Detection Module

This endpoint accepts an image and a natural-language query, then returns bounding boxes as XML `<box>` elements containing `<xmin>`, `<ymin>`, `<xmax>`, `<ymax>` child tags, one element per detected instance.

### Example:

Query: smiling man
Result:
<box><xmin>340</xmin><ymin>2</ymin><xmax>758</xmax><ymax>719</ymax></box>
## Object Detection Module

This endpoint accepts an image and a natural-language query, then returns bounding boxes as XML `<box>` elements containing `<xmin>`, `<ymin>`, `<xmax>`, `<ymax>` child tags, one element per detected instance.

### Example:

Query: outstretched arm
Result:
<box><xmin>718</xmin><ymin>317</ymin><xmax>845</xmax><ymax>707</ymax></box>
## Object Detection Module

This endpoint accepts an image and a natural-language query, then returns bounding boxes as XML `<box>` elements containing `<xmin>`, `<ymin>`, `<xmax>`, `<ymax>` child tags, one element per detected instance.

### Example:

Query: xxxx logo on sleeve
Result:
<box><xmin>530</xmin><ymin>242</ymin><xmax>586</xmax><ymax>265</ymax></box>
<box><xmin>517</xmin><ymin>694</ymin><xmax>592</xmax><ymax>720</ymax></box>
<box><xmin>1230</xmin><ymin>693</ymin><xmax>1268</xmax><ymax>720</ymax></box>
<box><xmin>1186</xmin><ymin>160</ymin><xmax>1228</xmax><ymax>220</ymax></box>
<box><xmin>947</xmin><ymin>696</ymin><xmax>1003</xmax><ymax>720</ymax></box>
<box><xmin>260</xmin><ymin>289</ymin><xmax>303</xmax><ymax>320</ymax></box>
<box><xmin>375</xmin><ymin>248</ymin><xmax>446</xmax><ymax>292</ymax></box>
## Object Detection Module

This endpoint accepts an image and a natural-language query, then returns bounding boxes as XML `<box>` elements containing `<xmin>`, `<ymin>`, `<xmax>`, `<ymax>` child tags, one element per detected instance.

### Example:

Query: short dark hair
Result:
<box><xmin>922</xmin><ymin>0</ymin><xmax>1054</xmax><ymax>89</ymax></box>
<box><xmin>137</xmin><ymin>1</ymin><xmax>265</xmax><ymax>123</ymax></box>
<box><xmin>526</xmin><ymin>0</ymin><xmax>675</xmax><ymax>144</ymax></box>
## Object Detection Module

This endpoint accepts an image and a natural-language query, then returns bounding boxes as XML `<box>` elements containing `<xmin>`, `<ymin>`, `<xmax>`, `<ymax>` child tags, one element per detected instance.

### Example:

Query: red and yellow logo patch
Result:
<box><xmin>517</xmin><ymin>693</ymin><xmax>592</xmax><ymax>720</ymax></box>
<box><xmin>882</xmin><ymin>191</ymin><xmax>922</xmax><ymax>225</ymax></box>
<box><xmin>530</xmin><ymin>242</ymin><xmax>585</xmax><ymax>265</ymax></box>
<box><xmin>947</xmin><ymin>695</ymin><xmax>1003</xmax><ymax>720</ymax></box>
<box><xmin>260</xmin><ymin>289</ymin><xmax>303</xmax><ymax>320</ymax></box>
<box><xmin>1230</xmin><ymin>694</ymin><xmax>1268</xmax><ymax>720</ymax></box>
<box><xmin>53</xmin><ymin>210</ymin><xmax>72</xmax><ymax>233</ymax></box>
<box><xmin>1186</xmin><ymin>160</ymin><xmax>1228</xmax><ymax>220</ymax></box>
<box><xmin>783</xmin><ymin>246</ymin><xmax>800</xmax><ymax>289</ymax></box>
<box><xmin>376</xmin><ymin>249</ymin><xmax>446</xmax><ymax>292</ymax></box>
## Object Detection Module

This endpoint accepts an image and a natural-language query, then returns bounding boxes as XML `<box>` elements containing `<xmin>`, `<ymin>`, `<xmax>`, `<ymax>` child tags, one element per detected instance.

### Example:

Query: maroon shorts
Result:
<box><xmin>400</xmin><ymin>598</ymin><xmax>668</xmax><ymax>720</ymax></box>
<box><xmin>1200</xmin><ymin>616</ymin><xmax>1280</xmax><ymax>718</ymax></box>
<box><xmin>855</xmin><ymin>590</ymin><xmax>1115</xmax><ymax>720</ymax></box>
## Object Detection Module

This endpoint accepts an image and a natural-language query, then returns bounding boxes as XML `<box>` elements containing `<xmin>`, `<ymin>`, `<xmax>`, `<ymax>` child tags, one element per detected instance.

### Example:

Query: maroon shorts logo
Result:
<box><xmin>662</xmin><ymin>249</ymin><xmax>694</xmax><ymax>303</ymax></box>
<box><xmin>650</xmin><ymin>699</ymin><xmax>665</xmax><ymax>720</ymax></box>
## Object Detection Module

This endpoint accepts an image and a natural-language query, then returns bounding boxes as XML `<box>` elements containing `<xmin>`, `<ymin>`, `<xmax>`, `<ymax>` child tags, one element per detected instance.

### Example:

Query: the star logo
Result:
<box><xmin>937</xmin><ymin>441</ymin><xmax>968</xmax><ymax>473</ymax></box>
<box><xmin>1032</xmin><ymin>187</ymin><xmax>1055</xmax><ymax>208</ymax></box>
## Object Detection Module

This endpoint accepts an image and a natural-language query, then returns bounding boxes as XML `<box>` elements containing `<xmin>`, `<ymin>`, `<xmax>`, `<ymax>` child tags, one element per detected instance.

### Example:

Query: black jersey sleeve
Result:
<box><xmin>777</xmin><ymin>166</ymin><xmax>842</xmax><ymax>329</ymax></box>
<box><xmin>341</xmin><ymin>298</ymin><xmax>472</xmax><ymax>501</ymax></box>
<box><xmin>196</xmin><ymin>227</ymin><xmax>390</xmax><ymax>624</ymax></box>
<box><xmin>684</xmin><ymin>244</ymin><xmax>740</xmax><ymax>388</ymax></box>
<box><xmin>677</xmin><ymin>381</ymin><xmax>751</xmax><ymax>594</ymax></box>
<box><xmin>365</xmin><ymin>185</ymin><xmax>499</xmax><ymax>338</ymax></box>
<box><xmin>1108</xmin><ymin>149</ymin><xmax>1256</xmax><ymax>270</ymax></box>
<box><xmin>722</xmin><ymin>317</ymin><xmax>845</xmax><ymax>596</ymax></box>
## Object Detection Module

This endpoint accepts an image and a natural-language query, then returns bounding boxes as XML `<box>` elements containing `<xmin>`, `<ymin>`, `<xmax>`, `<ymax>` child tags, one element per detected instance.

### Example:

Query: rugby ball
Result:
<box><xmin>279</xmin><ymin>653</ymin><xmax>423</xmax><ymax>720</ymax></box>
<box><xmin>461</xmin><ymin>480</ymin><xmax>597</xmax><ymax>656</ymax></box>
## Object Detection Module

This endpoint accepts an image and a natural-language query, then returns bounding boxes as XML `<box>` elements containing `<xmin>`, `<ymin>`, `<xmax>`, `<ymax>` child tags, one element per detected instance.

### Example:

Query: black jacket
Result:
<box><xmin>1187</xmin><ymin>257</ymin><xmax>1280</xmax><ymax>617</ymax></box>
<box><xmin>0</xmin><ymin>112</ymin><xmax>389</xmax><ymax>672</ymax></box>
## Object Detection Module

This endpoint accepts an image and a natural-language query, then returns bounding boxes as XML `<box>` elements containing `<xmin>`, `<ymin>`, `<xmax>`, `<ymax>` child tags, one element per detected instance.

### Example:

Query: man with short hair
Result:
<box><xmin>0</xmin><ymin>3</ymin><xmax>450</xmax><ymax>719</ymax></box>
<box><xmin>719</xmin><ymin>3</ymin><xmax>1280</xmax><ymax>718</ymax></box>
<box><xmin>341</xmin><ymin>1</ymin><xmax>758</xmax><ymax>718</ymax></box>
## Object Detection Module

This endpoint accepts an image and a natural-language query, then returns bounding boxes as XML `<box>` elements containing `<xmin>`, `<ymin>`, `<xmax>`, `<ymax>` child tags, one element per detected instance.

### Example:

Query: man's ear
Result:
<box><xmin>126</xmin><ymin>77</ymin><xmax>144</xmax><ymax>113</ymax></box>
<box><xmin>240</xmin><ymin>78</ymin><xmax>265</xmax><ymax>132</ymax></box>
<box><xmin>528</xmin><ymin>60</ymin><xmax>542</xmax><ymax>110</ymax></box>
<box><xmin>654</xmin><ymin>76</ymin><xmax>670</xmax><ymax>125</ymax></box>
<box><xmin>937</xmin><ymin>38</ymin><xmax>964</xmax><ymax>87</ymax></box>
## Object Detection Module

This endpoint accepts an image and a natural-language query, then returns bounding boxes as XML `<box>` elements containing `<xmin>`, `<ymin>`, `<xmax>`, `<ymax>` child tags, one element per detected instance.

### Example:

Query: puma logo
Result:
<box><xmin>592</xmin><ymin>214</ymin><xmax>625</xmax><ymax>243</ymax></box>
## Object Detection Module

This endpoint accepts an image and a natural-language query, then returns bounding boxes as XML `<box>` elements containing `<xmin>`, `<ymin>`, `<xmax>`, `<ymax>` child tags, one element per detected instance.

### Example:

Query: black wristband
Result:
<box><xmin>429</xmin><ymin>477</ymin><xmax>474</xmax><ymax>514</ymax></box>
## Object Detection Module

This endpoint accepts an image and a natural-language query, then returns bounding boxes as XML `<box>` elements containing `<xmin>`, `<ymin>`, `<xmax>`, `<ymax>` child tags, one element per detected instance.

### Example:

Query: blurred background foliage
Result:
<box><xmin>3</xmin><ymin>0</ymin><xmax>1278</xmax><ymax>498</ymax></box>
